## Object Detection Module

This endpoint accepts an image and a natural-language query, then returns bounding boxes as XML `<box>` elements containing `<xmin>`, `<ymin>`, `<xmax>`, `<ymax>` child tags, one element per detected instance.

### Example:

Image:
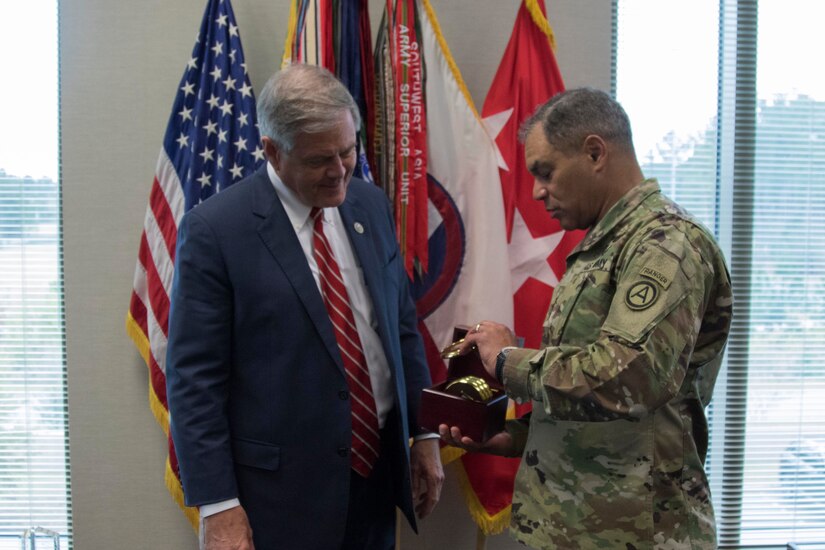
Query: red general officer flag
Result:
<box><xmin>456</xmin><ymin>0</ymin><xmax>586</xmax><ymax>535</ymax></box>
<box><xmin>483</xmin><ymin>0</ymin><xmax>585</xmax><ymax>361</ymax></box>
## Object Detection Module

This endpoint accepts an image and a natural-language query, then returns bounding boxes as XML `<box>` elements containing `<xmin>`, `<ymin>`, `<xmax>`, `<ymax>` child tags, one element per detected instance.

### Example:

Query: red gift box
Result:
<box><xmin>418</xmin><ymin>326</ymin><xmax>508</xmax><ymax>442</ymax></box>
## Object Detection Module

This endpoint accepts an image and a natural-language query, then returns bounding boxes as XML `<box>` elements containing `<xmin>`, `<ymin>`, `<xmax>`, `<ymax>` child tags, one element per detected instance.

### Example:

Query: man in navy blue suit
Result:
<box><xmin>166</xmin><ymin>63</ymin><xmax>443</xmax><ymax>550</ymax></box>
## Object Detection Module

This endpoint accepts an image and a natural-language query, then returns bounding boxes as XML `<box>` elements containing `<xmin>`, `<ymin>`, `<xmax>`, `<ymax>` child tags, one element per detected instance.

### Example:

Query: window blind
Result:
<box><xmin>0</xmin><ymin>1</ymin><xmax>71</xmax><ymax>548</ymax></box>
<box><xmin>616</xmin><ymin>0</ymin><xmax>825</xmax><ymax>547</ymax></box>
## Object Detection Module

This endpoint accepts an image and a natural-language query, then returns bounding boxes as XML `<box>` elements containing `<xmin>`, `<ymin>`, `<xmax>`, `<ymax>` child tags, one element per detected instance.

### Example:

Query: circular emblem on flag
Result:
<box><xmin>411</xmin><ymin>174</ymin><xmax>465</xmax><ymax>318</ymax></box>
<box><xmin>625</xmin><ymin>280</ymin><xmax>658</xmax><ymax>311</ymax></box>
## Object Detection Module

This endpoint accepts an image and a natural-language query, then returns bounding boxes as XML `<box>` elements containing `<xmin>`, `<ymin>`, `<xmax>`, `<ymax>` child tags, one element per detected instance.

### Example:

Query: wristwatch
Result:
<box><xmin>495</xmin><ymin>347</ymin><xmax>515</xmax><ymax>383</ymax></box>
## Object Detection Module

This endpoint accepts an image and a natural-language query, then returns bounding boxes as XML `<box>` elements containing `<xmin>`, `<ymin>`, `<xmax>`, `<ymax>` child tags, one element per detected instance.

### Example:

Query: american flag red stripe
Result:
<box><xmin>128</xmin><ymin>291</ymin><xmax>148</xmax><ymax>337</ymax></box>
<box><xmin>148</xmin><ymin>178</ymin><xmax>179</xmax><ymax>261</ymax></box>
<box><xmin>149</xmin><ymin>354</ymin><xmax>168</xmax><ymax>408</ymax></box>
<box><xmin>138</xmin><ymin>233</ymin><xmax>172</xmax><ymax>336</ymax></box>
<box><xmin>126</xmin><ymin>0</ymin><xmax>263</xmax><ymax>529</ymax></box>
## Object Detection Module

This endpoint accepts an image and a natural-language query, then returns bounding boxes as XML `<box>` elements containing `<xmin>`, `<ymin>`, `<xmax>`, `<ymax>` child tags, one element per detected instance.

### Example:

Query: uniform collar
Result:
<box><xmin>572</xmin><ymin>178</ymin><xmax>661</xmax><ymax>254</ymax></box>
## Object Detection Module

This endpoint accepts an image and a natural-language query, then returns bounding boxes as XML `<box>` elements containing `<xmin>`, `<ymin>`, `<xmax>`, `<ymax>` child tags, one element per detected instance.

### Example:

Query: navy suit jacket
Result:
<box><xmin>166</xmin><ymin>166</ymin><xmax>431</xmax><ymax>548</ymax></box>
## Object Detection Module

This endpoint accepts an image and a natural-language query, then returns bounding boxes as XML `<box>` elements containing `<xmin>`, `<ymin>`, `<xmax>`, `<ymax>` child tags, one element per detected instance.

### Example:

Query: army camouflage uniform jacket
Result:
<box><xmin>500</xmin><ymin>179</ymin><xmax>733</xmax><ymax>549</ymax></box>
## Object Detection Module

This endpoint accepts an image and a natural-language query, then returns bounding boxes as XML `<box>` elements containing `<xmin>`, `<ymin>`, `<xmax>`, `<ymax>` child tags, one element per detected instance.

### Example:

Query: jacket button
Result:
<box><xmin>338</xmin><ymin>390</ymin><xmax>349</xmax><ymax>400</ymax></box>
<box><xmin>337</xmin><ymin>447</ymin><xmax>349</xmax><ymax>457</ymax></box>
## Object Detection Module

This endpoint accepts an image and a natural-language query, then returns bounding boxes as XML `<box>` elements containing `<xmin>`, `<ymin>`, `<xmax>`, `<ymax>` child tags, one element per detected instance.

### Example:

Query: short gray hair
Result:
<box><xmin>256</xmin><ymin>63</ymin><xmax>361</xmax><ymax>151</ymax></box>
<box><xmin>519</xmin><ymin>88</ymin><xmax>635</xmax><ymax>154</ymax></box>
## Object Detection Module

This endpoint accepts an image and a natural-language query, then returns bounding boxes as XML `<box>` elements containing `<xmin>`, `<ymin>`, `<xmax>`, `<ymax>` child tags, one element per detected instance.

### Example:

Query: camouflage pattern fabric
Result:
<box><xmin>500</xmin><ymin>179</ymin><xmax>733</xmax><ymax>549</ymax></box>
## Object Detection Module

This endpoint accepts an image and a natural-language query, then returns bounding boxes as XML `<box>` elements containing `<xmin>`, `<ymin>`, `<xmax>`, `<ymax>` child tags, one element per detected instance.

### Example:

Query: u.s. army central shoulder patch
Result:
<box><xmin>625</xmin><ymin>280</ymin><xmax>658</xmax><ymax>310</ymax></box>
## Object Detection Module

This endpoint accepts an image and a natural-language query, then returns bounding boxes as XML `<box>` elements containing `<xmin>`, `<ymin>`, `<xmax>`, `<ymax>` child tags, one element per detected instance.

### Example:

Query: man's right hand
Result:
<box><xmin>202</xmin><ymin>506</ymin><xmax>254</xmax><ymax>550</ymax></box>
<box><xmin>438</xmin><ymin>424</ymin><xmax>518</xmax><ymax>457</ymax></box>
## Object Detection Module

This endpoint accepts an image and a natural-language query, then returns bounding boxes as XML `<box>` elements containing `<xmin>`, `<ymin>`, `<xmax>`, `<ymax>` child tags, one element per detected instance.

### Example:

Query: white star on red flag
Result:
<box><xmin>508</xmin><ymin>206</ymin><xmax>563</xmax><ymax>293</ymax></box>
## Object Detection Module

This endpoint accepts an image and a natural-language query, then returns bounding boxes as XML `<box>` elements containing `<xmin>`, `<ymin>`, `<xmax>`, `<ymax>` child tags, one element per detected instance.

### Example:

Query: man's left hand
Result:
<box><xmin>409</xmin><ymin>438</ymin><xmax>444</xmax><ymax>518</ymax></box>
<box><xmin>458</xmin><ymin>321</ymin><xmax>517</xmax><ymax>377</ymax></box>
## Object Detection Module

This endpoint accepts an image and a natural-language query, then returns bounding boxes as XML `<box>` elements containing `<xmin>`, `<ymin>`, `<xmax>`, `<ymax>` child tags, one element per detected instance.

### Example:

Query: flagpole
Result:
<box><xmin>476</xmin><ymin>527</ymin><xmax>487</xmax><ymax>550</ymax></box>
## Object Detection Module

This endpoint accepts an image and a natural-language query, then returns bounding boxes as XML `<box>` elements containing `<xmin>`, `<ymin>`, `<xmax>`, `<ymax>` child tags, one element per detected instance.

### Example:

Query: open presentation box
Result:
<box><xmin>418</xmin><ymin>326</ymin><xmax>508</xmax><ymax>442</ymax></box>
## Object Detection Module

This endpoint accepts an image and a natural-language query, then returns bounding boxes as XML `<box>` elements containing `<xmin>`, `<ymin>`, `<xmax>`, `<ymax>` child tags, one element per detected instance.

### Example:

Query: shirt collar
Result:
<box><xmin>266</xmin><ymin>162</ymin><xmax>319</xmax><ymax>229</ymax></box>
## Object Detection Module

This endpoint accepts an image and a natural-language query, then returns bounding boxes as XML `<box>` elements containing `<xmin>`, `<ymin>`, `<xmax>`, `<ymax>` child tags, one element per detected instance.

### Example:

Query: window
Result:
<box><xmin>617</xmin><ymin>0</ymin><xmax>825</xmax><ymax>547</ymax></box>
<box><xmin>0</xmin><ymin>1</ymin><xmax>71</xmax><ymax>548</ymax></box>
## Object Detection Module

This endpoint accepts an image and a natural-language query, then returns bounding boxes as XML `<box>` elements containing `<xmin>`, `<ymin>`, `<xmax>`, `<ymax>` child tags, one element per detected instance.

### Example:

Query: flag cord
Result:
<box><xmin>524</xmin><ymin>0</ymin><xmax>558</xmax><ymax>51</ymax></box>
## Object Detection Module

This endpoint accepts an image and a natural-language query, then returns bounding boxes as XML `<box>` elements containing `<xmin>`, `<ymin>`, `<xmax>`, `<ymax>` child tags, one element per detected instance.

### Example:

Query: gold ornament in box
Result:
<box><xmin>418</xmin><ymin>326</ymin><xmax>507</xmax><ymax>442</ymax></box>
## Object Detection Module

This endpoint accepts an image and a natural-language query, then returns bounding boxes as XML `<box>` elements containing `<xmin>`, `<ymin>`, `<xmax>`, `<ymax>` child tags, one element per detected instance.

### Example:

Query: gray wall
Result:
<box><xmin>60</xmin><ymin>1</ymin><xmax>611</xmax><ymax>548</ymax></box>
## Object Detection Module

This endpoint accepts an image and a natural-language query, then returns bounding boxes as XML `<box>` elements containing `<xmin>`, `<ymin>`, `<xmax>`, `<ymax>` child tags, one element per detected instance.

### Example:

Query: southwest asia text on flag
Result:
<box><xmin>380</xmin><ymin>0</ymin><xmax>517</xmax><ymax>535</ymax></box>
<box><xmin>373</xmin><ymin>0</ymin><xmax>430</xmax><ymax>278</ymax></box>
<box><xmin>125</xmin><ymin>0</ymin><xmax>263</xmax><ymax>529</ymax></box>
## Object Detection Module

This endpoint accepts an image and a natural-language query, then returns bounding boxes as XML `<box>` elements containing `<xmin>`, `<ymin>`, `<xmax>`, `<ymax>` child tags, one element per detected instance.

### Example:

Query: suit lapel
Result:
<box><xmin>339</xmin><ymin>194</ymin><xmax>392</xmax><ymax>357</ymax></box>
<box><xmin>252</xmin><ymin>172</ymin><xmax>344</xmax><ymax>374</ymax></box>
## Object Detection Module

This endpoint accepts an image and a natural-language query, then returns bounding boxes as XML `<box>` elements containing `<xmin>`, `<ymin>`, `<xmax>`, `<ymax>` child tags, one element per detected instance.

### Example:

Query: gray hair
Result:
<box><xmin>519</xmin><ymin>88</ymin><xmax>635</xmax><ymax>154</ymax></box>
<box><xmin>256</xmin><ymin>63</ymin><xmax>361</xmax><ymax>151</ymax></box>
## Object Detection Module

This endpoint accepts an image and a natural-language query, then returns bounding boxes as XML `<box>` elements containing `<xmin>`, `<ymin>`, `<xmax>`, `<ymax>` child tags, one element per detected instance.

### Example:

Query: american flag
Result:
<box><xmin>125</xmin><ymin>0</ymin><xmax>263</xmax><ymax>527</ymax></box>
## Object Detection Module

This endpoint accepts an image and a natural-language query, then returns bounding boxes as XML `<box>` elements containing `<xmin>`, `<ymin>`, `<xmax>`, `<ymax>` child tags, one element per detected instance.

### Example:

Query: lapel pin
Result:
<box><xmin>353</xmin><ymin>222</ymin><xmax>365</xmax><ymax>234</ymax></box>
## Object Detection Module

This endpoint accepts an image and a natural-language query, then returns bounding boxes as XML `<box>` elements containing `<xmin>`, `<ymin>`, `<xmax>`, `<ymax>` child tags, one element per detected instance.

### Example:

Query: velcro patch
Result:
<box><xmin>639</xmin><ymin>255</ymin><xmax>677</xmax><ymax>290</ymax></box>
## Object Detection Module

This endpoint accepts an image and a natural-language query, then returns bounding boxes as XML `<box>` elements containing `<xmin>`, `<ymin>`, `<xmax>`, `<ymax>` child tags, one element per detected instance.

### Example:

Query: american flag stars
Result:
<box><xmin>159</xmin><ymin>0</ymin><xmax>263</xmax><ymax>210</ymax></box>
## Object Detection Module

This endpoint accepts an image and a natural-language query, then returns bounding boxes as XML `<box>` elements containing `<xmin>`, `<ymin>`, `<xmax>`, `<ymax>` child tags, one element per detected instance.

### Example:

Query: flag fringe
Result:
<box><xmin>165</xmin><ymin>457</ymin><xmax>200</xmax><ymax>531</ymax></box>
<box><xmin>419</xmin><ymin>0</ymin><xmax>481</xmax><ymax>122</ymax></box>
<box><xmin>126</xmin><ymin>313</ymin><xmax>171</xmax><ymax>432</ymax></box>
<box><xmin>281</xmin><ymin>0</ymin><xmax>300</xmax><ymax>68</ymax></box>
<box><xmin>524</xmin><ymin>0</ymin><xmax>557</xmax><ymax>51</ymax></box>
<box><xmin>148</xmin><ymin>376</ymin><xmax>170</xmax><ymax>434</ymax></box>
<box><xmin>440</xmin><ymin>444</ymin><xmax>465</xmax><ymax>466</ymax></box>
<box><xmin>125</xmin><ymin>312</ymin><xmax>152</xmax><ymax>370</ymax></box>
<box><xmin>128</xmin><ymin>313</ymin><xmax>197</xmax><ymax>529</ymax></box>
<box><xmin>452</xmin><ymin>459</ymin><xmax>512</xmax><ymax>535</ymax></box>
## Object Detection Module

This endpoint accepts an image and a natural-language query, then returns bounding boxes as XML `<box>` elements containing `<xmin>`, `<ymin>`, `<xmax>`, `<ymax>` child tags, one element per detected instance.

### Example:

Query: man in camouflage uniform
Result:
<box><xmin>439</xmin><ymin>88</ymin><xmax>733</xmax><ymax>549</ymax></box>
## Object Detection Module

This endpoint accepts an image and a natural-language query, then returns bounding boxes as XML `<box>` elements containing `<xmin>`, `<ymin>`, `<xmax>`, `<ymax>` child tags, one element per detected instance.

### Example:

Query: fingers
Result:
<box><xmin>437</xmin><ymin>424</ymin><xmax>458</xmax><ymax>446</ymax></box>
<box><xmin>414</xmin><ymin>470</ymin><xmax>444</xmax><ymax>518</ymax></box>
<box><xmin>456</xmin><ymin>336</ymin><xmax>477</xmax><ymax>355</ymax></box>
<box><xmin>471</xmin><ymin>320</ymin><xmax>494</xmax><ymax>334</ymax></box>
<box><xmin>443</xmin><ymin>321</ymin><xmax>514</xmax><ymax>359</ymax></box>
<box><xmin>415</xmin><ymin>488</ymin><xmax>439</xmax><ymax>518</ymax></box>
<box><xmin>438</xmin><ymin>425</ymin><xmax>518</xmax><ymax>457</ymax></box>
<box><xmin>437</xmin><ymin>424</ymin><xmax>481</xmax><ymax>450</ymax></box>
<box><xmin>468</xmin><ymin>321</ymin><xmax>517</xmax><ymax>347</ymax></box>
<box><xmin>410</xmin><ymin>439</ymin><xmax>444</xmax><ymax>519</ymax></box>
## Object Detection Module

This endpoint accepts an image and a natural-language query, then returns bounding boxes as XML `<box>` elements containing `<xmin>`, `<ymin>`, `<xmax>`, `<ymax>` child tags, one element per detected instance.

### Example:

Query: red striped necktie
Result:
<box><xmin>310</xmin><ymin>207</ymin><xmax>380</xmax><ymax>477</ymax></box>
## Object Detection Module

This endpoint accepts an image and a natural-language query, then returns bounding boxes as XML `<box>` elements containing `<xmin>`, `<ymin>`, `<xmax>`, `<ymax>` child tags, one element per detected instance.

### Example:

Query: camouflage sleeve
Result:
<box><xmin>502</xmin><ymin>223</ymin><xmax>716</xmax><ymax>421</ymax></box>
<box><xmin>504</xmin><ymin>415</ymin><xmax>531</xmax><ymax>455</ymax></box>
